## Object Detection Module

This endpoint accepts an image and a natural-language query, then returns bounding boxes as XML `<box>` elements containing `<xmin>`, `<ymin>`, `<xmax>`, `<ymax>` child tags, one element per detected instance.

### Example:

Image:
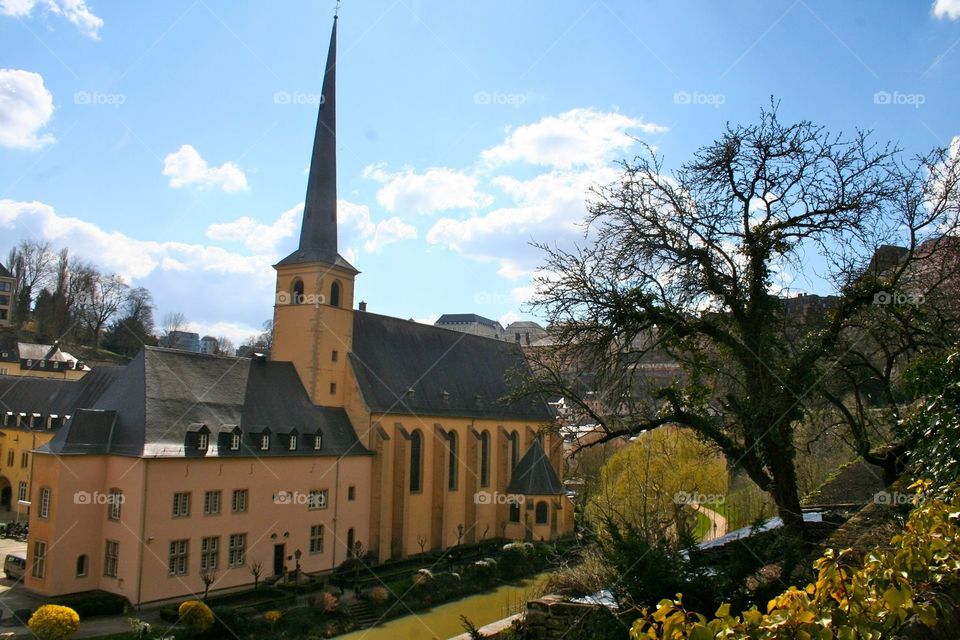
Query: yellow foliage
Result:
<box><xmin>264</xmin><ymin>610</ymin><xmax>283</xmax><ymax>624</ymax></box>
<box><xmin>27</xmin><ymin>604</ymin><xmax>80</xmax><ymax>640</ymax></box>
<box><xmin>631</xmin><ymin>481</ymin><xmax>960</xmax><ymax>639</ymax></box>
<box><xmin>178</xmin><ymin>599</ymin><xmax>214</xmax><ymax>635</ymax></box>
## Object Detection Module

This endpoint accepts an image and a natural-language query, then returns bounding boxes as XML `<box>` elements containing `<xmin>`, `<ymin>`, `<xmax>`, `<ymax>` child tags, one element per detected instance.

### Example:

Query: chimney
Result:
<box><xmin>359</xmin><ymin>301</ymin><xmax>367</xmax><ymax>312</ymax></box>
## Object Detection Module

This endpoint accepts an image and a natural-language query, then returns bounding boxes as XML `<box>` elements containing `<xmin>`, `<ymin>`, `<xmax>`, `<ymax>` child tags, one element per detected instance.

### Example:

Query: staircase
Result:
<box><xmin>348</xmin><ymin>600</ymin><xmax>380</xmax><ymax>628</ymax></box>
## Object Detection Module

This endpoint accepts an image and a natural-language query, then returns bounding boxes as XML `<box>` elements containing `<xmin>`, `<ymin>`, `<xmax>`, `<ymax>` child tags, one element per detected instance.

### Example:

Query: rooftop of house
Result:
<box><xmin>351</xmin><ymin>311</ymin><xmax>553</xmax><ymax>422</ymax></box>
<box><xmin>435</xmin><ymin>313</ymin><xmax>502</xmax><ymax>329</ymax></box>
<box><xmin>505</xmin><ymin>439</ymin><xmax>565</xmax><ymax>495</ymax></box>
<box><xmin>0</xmin><ymin>262</ymin><xmax>12</xmax><ymax>279</ymax></box>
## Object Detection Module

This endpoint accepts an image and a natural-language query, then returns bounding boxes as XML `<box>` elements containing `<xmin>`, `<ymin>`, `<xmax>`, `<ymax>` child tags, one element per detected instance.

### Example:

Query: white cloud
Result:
<box><xmin>206</xmin><ymin>204</ymin><xmax>300</xmax><ymax>253</ymax></box>
<box><xmin>338</xmin><ymin>199</ymin><xmax>418</xmax><ymax>254</ymax></box>
<box><xmin>0</xmin><ymin>68</ymin><xmax>54</xmax><ymax>149</ymax></box>
<box><xmin>933</xmin><ymin>0</ymin><xmax>960</xmax><ymax>19</ymax></box>
<box><xmin>481</xmin><ymin>108</ymin><xmax>667</xmax><ymax>169</ymax></box>
<box><xmin>0</xmin><ymin>0</ymin><xmax>103</xmax><ymax>39</ymax></box>
<box><xmin>499</xmin><ymin>310</ymin><xmax>522</xmax><ymax>327</ymax></box>
<box><xmin>363</xmin><ymin>164</ymin><xmax>492</xmax><ymax>214</ymax></box>
<box><xmin>162</xmin><ymin>144</ymin><xmax>249</xmax><ymax>192</ymax></box>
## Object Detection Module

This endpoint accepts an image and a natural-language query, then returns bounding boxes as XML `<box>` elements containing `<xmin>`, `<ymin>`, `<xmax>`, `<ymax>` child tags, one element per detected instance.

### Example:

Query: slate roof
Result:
<box><xmin>4</xmin><ymin>347</ymin><xmax>366</xmax><ymax>458</ymax></box>
<box><xmin>0</xmin><ymin>262</ymin><xmax>12</xmax><ymax>279</ymax></box>
<box><xmin>506</xmin><ymin>439</ymin><xmax>565</xmax><ymax>495</ymax></box>
<box><xmin>435</xmin><ymin>313</ymin><xmax>501</xmax><ymax>328</ymax></box>
<box><xmin>350</xmin><ymin>312</ymin><xmax>553</xmax><ymax>421</ymax></box>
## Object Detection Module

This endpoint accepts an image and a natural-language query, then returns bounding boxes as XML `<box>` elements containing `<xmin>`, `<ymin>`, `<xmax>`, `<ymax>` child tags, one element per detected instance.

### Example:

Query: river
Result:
<box><xmin>337</xmin><ymin>573</ymin><xmax>549</xmax><ymax>640</ymax></box>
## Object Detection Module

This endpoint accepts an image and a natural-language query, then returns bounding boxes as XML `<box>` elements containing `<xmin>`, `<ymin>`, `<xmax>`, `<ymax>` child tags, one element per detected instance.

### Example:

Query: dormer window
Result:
<box><xmin>230</xmin><ymin>433</ymin><xmax>241</xmax><ymax>451</ymax></box>
<box><xmin>288</xmin><ymin>434</ymin><xmax>298</xmax><ymax>451</ymax></box>
<box><xmin>197</xmin><ymin>433</ymin><xmax>209</xmax><ymax>450</ymax></box>
<box><xmin>260</xmin><ymin>434</ymin><xmax>270</xmax><ymax>450</ymax></box>
<box><xmin>313</xmin><ymin>434</ymin><xmax>322</xmax><ymax>450</ymax></box>
<box><xmin>187</xmin><ymin>424</ymin><xmax>210</xmax><ymax>453</ymax></box>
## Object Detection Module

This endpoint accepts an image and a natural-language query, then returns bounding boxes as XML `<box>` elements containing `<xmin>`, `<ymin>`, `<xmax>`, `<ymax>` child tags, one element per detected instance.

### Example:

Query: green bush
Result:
<box><xmin>901</xmin><ymin>349</ymin><xmax>960</xmax><ymax>490</ymax></box>
<box><xmin>52</xmin><ymin>591</ymin><xmax>128</xmax><ymax>618</ymax></box>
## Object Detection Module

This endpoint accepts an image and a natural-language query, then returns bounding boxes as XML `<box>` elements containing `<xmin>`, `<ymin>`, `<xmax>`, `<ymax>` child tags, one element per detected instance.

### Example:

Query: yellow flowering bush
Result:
<box><xmin>178</xmin><ymin>599</ymin><xmax>214</xmax><ymax>635</ymax></box>
<box><xmin>632</xmin><ymin>481</ymin><xmax>960</xmax><ymax>639</ymax></box>
<box><xmin>27</xmin><ymin>604</ymin><xmax>80</xmax><ymax>640</ymax></box>
<box><xmin>264</xmin><ymin>609</ymin><xmax>283</xmax><ymax>625</ymax></box>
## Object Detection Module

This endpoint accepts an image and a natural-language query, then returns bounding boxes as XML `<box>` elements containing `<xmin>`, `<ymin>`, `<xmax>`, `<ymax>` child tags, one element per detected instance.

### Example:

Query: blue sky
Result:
<box><xmin>1</xmin><ymin>0</ymin><xmax>959</xmax><ymax>343</ymax></box>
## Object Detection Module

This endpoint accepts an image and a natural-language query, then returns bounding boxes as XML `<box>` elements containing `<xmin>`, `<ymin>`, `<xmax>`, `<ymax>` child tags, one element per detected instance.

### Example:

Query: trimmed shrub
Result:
<box><xmin>53</xmin><ymin>590</ymin><xmax>128</xmax><ymax>617</ymax></box>
<box><xmin>178</xmin><ymin>599</ymin><xmax>215</xmax><ymax>635</ymax></box>
<box><xmin>27</xmin><ymin>604</ymin><xmax>80</xmax><ymax>640</ymax></box>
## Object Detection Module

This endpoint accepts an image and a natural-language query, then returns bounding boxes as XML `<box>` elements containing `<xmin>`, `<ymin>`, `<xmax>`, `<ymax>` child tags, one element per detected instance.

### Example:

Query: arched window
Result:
<box><xmin>409</xmin><ymin>430</ymin><xmax>423</xmax><ymax>492</ymax></box>
<box><xmin>447</xmin><ymin>431</ymin><xmax>458</xmax><ymax>491</ymax></box>
<box><xmin>330</xmin><ymin>281</ymin><xmax>341</xmax><ymax>307</ymax></box>
<box><xmin>509</xmin><ymin>431</ymin><xmax>520</xmax><ymax>471</ymax></box>
<box><xmin>479</xmin><ymin>431</ymin><xmax>490</xmax><ymax>487</ymax></box>
<box><xmin>292</xmin><ymin>279</ymin><xmax>304</xmax><ymax>305</ymax></box>
<box><xmin>535</xmin><ymin>501</ymin><xmax>548</xmax><ymax>525</ymax></box>
<box><xmin>76</xmin><ymin>554</ymin><xmax>88</xmax><ymax>577</ymax></box>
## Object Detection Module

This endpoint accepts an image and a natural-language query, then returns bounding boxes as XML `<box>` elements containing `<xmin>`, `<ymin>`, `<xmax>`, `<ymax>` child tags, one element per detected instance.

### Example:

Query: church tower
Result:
<box><xmin>272</xmin><ymin>15</ymin><xmax>357</xmax><ymax>407</ymax></box>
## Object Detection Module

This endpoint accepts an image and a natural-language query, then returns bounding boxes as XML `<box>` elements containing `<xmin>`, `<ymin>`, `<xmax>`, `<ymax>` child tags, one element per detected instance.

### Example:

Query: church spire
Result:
<box><xmin>279</xmin><ymin>15</ymin><xmax>353</xmax><ymax>269</ymax></box>
<box><xmin>299</xmin><ymin>15</ymin><xmax>338</xmax><ymax>262</ymax></box>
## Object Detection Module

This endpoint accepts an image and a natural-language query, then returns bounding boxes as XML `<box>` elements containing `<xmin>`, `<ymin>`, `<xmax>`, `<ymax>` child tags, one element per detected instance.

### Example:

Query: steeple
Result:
<box><xmin>277</xmin><ymin>15</ymin><xmax>354</xmax><ymax>271</ymax></box>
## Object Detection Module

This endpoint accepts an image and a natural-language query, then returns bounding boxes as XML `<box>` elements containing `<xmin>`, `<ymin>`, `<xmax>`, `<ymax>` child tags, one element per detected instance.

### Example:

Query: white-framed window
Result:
<box><xmin>288</xmin><ymin>435</ymin><xmax>298</xmax><ymax>450</ymax></box>
<box><xmin>32</xmin><ymin>541</ymin><xmax>47</xmax><ymax>579</ymax></box>
<box><xmin>308</xmin><ymin>488</ymin><xmax>328</xmax><ymax>510</ymax></box>
<box><xmin>259</xmin><ymin>434</ymin><xmax>270</xmax><ymax>450</ymax></box>
<box><xmin>228</xmin><ymin>533</ymin><xmax>246</xmax><ymax>567</ymax></box>
<box><xmin>108</xmin><ymin>488</ymin><xmax>122</xmax><ymax>520</ymax></box>
<box><xmin>172</xmin><ymin>492</ymin><xmax>191</xmax><ymax>518</ymax></box>
<box><xmin>201</xmin><ymin>536</ymin><xmax>219</xmax><ymax>571</ymax></box>
<box><xmin>204</xmin><ymin>490</ymin><xmax>221</xmax><ymax>515</ymax></box>
<box><xmin>17</xmin><ymin>481</ymin><xmax>26</xmax><ymax>502</ymax></box>
<box><xmin>197</xmin><ymin>433</ymin><xmax>209</xmax><ymax>450</ymax></box>
<box><xmin>168</xmin><ymin>539</ymin><xmax>189</xmax><ymax>576</ymax></box>
<box><xmin>310</xmin><ymin>524</ymin><xmax>324</xmax><ymax>554</ymax></box>
<box><xmin>231</xmin><ymin>489</ymin><xmax>248</xmax><ymax>513</ymax></box>
<box><xmin>230</xmin><ymin>433</ymin><xmax>241</xmax><ymax>450</ymax></box>
<box><xmin>104</xmin><ymin>540</ymin><xmax>119</xmax><ymax>577</ymax></box>
<box><xmin>313</xmin><ymin>434</ymin><xmax>322</xmax><ymax>450</ymax></box>
<box><xmin>38</xmin><ymin>487</ymin><xmax>51</xmax><ymax>519</ymax></box>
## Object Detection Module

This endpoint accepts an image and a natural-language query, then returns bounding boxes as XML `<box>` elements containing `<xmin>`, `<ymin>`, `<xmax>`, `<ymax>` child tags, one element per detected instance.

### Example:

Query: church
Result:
<box><xmin>9</xmin><ymin>15</ymin><xmax>571</xmax><ymax>605</ymax></box>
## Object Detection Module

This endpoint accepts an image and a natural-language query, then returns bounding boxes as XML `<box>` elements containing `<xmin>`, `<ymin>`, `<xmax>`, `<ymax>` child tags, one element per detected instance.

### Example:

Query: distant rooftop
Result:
<box><xmin>0</xmin><ymin>262</ymin><xmax>12</xmax><ymax>279</ymax></box>
<box><xmin>435</xmin><ymin>313</ymin><xmax>502</xmax><ymax>328</ymax></box>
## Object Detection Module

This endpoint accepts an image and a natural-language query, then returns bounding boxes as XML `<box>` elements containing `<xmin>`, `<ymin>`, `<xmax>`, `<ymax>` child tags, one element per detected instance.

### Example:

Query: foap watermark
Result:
<box><xmin>74</xmin><ymin>490</ymin><xmax>125</xmax><ymax>506</ymax></box>
<box><xmin>274</xmin><ymin>91</ymin><xmax>324</xmax><ymax>106</ymax></box>
<box><xmin>674</xmin><ymin>91</ymin><xmax>726</xmax><ymax>108</ymax></box>
<box><xmin>873</xmin><ymin>91</ymin><xmax>925</xmax><ymax>108</ymax></box>
<box><xmin>74</xmin><ymin>90</ymin><xmax>126</xmax><ymax>108</ymax></box>
<box><xmin>473</xmin><ymin>291</ymin><xmax>513</xmax><ymax>306</ymax></box>
<box><xmin>273</xmin><ymin>490</ymin><xmax>327</xmax><ymax>508</ymax></box>
<box><xmin>873</xmin><ymin>490</ymin><xmax>919</xmax><ymax>506</ymax></box>
<box><xmin>873</xmin><ymin>290</ymin><xmax>924</xmax><ymax>307</ymax></box>
<box><xmin>474</xmin><ymin>491</ymin><xmax>525</xmax><ymax>505</ymax></box>
<box><xmin>474</xmin><ymin>90</ymin><xmax>527</xmax><ymax>107</ymax></box>
<box><xmin>673</xmin><ymin>491</ymin><xmax>725</xmax><ymax>506</ymax></box>
<box><xmin>276</xmin><ymin>291</ymin><xmax>326</xmax><ymax>306</ymax></box>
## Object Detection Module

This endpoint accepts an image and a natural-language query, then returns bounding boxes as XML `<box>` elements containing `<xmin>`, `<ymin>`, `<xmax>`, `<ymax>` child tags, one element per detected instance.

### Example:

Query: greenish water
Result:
<box><xmin>338</xmin><ymin>573</ymin><xmax>550</xmax><ymax>640</ymax></box>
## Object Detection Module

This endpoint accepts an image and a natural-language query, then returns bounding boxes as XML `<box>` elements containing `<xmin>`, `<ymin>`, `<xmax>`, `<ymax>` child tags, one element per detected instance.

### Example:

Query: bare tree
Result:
<box><xmin>200</xmin><ymin>568</ymin><xmax>218</xmax><ymax>599</ymax></box>
<box><xmin>214</xmin><ymin>336</ymin><xmax>235</xmax><ymax>356</ymax></box>
<box><xmin>527</xmin><ymin>103</ymin><xmax>960</xmax><ymax>542</ymax></box>
<box><xmin>161</xmin><ymin>312</ymin><xmax>187</xmax><ymax>346</ymax></box>
<box><xmin>79</xmin><ymin>272</ymin><xmax>129</xmax><ymax>350</ymax></box>
<box><xmin>248</xmin><ymin>560</ymin><xmax>264</xmax><ymax>590</ymax></box>
<box><xmin>5</xmin><ymin>239</ymin><xmax>54</xmax><ymax>323</ymax></box>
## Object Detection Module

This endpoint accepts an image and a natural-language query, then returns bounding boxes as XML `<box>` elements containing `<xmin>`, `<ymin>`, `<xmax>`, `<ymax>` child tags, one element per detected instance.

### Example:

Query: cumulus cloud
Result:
<box><xmin>362</xmin><ymin>164</ymin><xmax>492</xmax><ymax>214</ymax></box>
<box><xmin>481</xmin><ymin>108</ymin><xmax>667</xmax><ymax>169</ymax></box>
<box><xmin>932</xmin><ymin>0</ymin><xmax>960</xmax><ymax>19</ymax></box>
<box><xmin>162</xmin><ymin>144</ymin><xmax>249</xmax><ymax>192</ymax></box>
<box><xmin>206</xmin><ymin>204</ymin><xmax>301</xmax><ymax>253</ymax></box>
<box><xmin>339</xmin><ymin>199</ymin><xmax>417</xmax><ymax>254</ymax></box>
<box><xmin>0</xmin><ymin>68</ymin><xmax>54</xmax><ymax>149</ymax></box>
<box><xmin>0</xmin><ymin>0</ymin><xmax>104</xmax><ymax>39</ymax></box>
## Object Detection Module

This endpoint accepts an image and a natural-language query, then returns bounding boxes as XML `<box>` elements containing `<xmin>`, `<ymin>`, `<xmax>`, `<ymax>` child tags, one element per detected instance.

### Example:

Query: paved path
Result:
<box><xmin>692</xmin><ymin>503</ymin><xmax>728</xmax><ymax>541</ymax></box>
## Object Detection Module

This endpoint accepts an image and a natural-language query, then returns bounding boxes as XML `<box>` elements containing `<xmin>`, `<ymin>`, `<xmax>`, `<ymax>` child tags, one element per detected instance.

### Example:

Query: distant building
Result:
<box><xmin>0</xmin><ymin>262</ymin><xmax>14</xmax><ymax>327</ymax></box>
<box><xmin>434</xmin><ymin>313</ymin><xmax>505</xmax><ymax>339</ymax></box>
<box><xmin>164</xmin><ymin>330</ymin><xmax>201</xmax><ymax>353</ymax></box>
<box><xmin>199</xmin><ymin>335</ymin><xmax>219</xmax><ymax>354</ymax></box>
<box><xmin>0</xmin><ymin>339</ymin><xmax>89</xmax><ymax>380</ymax></box>
<box><xmin>504</xmin><ymin>320</ymin><xmax>548</xmax><ymax>346</ymax></box>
